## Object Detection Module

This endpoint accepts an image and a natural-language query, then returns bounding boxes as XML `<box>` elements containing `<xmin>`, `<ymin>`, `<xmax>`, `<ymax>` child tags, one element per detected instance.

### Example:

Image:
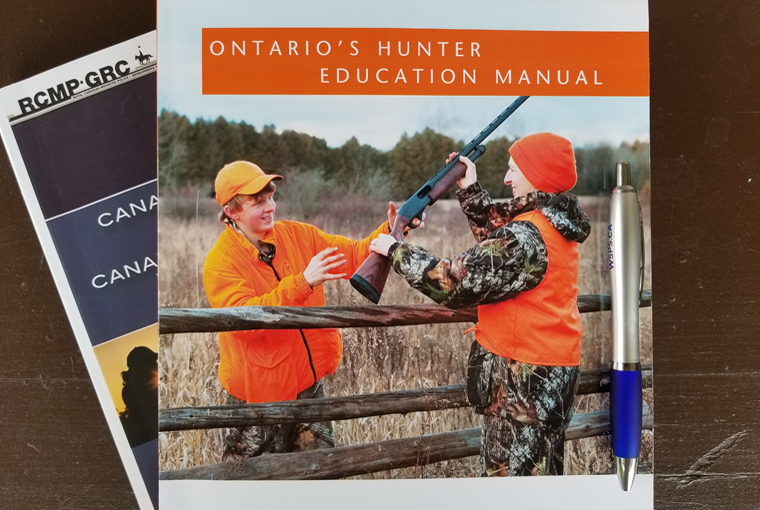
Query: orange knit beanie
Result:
<box><xmin>508</xmin><ymin>132</ymin><xmax>577</xmax><ymax>193</ymax></box>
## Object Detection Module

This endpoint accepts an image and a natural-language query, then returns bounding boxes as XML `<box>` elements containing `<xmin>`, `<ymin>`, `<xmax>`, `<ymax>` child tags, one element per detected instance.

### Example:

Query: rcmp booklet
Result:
<box><xmin>0</xmin><ymin>33</ymin><xmax>158</xmax><ymax>509</ymax></box>
<box><xmin>158</xmin><ymin>1</ymin><xmax>651</xmax><ymax>509</ymax></box>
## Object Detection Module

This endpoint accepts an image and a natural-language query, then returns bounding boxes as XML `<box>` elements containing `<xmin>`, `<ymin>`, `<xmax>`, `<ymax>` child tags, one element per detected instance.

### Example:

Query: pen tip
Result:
<box><xmin>616</xmin><ymin>457</ymin><xmax>638</xmax><ymax>491</ymax></box>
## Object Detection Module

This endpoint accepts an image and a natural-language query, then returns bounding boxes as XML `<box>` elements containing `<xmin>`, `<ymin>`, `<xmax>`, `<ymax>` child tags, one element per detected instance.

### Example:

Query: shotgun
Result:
<box><xmin>350</xmin><ymin>96</ymin><xmax>530</xmax><ymax>303</ymax></box>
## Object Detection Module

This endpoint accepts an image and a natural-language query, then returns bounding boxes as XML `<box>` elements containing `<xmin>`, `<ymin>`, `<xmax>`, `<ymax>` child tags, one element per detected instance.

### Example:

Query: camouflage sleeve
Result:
<box><xmin>390</xmin><ymin>221</ymin><xmax>548</xmax><ymax>309</ymax></box>
<box><xmin>456</xmin><ymin>182</ymin><xmax>501</xmax><ymax>243</ymax></box>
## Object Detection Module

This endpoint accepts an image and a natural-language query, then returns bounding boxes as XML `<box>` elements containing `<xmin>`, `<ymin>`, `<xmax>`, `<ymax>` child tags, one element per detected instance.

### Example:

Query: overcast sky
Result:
<box><xmin>157</xmin><ymin>0</ymin><xmax>649</xmax><ymax>150</ymax></box>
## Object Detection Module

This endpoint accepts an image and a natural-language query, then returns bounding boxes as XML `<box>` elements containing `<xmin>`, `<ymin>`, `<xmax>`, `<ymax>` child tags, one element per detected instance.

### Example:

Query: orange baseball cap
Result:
<box><xmin>214</xmin><ymin>161</ymin><xmax>283</xmax><ymax>206</ymax></box>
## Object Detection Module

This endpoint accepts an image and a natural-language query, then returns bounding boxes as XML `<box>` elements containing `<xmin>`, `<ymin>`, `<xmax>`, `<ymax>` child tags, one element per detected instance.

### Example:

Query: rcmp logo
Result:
<box><xmin>135</xmin><ymin>45</ymin><xmax>153</xmax><ymax>66</ymax></box>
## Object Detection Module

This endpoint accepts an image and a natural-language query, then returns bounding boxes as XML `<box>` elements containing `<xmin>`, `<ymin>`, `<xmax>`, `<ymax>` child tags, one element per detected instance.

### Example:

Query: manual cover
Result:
<box><xmin>157</xmin><ymin>2</ymin><xmax>651</xmax><ymax>508</ymax></box>
<box><xmin>0</xmin><ymin>33</ymin><xmax>158</xmax><ymax>510</ymax></box>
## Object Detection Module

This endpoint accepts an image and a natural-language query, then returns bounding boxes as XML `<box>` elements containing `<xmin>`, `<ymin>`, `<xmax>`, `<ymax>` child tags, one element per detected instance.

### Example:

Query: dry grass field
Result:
<box><xmin>158</xmin><ymin>188</ymin><xmax>653</xmax><ymax>477</ymax></box>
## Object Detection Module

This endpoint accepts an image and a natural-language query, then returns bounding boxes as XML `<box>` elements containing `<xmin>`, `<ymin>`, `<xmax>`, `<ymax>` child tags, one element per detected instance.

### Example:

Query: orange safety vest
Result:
<box><xmin>203</xmin><ymin>220</ymin><xmax>389</xmax><ymax>403</ymax></box>
<box><xmin>468</xmin><ymin>209</ymin><xmax>582</xmax><ymax>366</ymax></box>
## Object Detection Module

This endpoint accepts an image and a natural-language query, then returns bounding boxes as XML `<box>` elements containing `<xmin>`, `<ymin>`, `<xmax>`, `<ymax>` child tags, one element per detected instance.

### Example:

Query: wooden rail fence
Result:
<box><xmin>160</xmin><ymin>365</ymin><xmax>652</xmax><ymax>431</ymax></box>
<box><xmin>159</xmin><ymin>290</ymin><xmax>651</xmax><ymax>334</ymax></box>
<box><xmin>159</xmin><ymin>290</ymin><xmax>653</xmax><ymax>480</ymax></box>
<box><xmin>161</xmin><ymin>406</ymin><xmax>653</xmax><ymax>481</ymax></box>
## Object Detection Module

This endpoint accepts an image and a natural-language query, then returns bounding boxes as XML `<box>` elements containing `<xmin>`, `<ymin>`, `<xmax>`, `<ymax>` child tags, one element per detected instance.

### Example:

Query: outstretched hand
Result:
<box><xmin>387</xmin><ymin>201</ymin><xmax>425</xmax><ymax>233</ymax></box>
<box><xmin>302</xmin><ymin>247</ymin><xmax>346</xmax><ymax>288</ymax></box>
<box><xmin>447</xmin><ymin>152</ymin><xmax>478</xmax><ymax>189</ymax></box>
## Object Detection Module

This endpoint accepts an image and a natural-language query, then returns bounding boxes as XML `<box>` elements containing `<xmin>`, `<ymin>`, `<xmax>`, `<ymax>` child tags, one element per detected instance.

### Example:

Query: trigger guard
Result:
<box><xmin>409</xmin><ymin>213</ymin><xmax>425</xmax><ymax>231</ymax></box>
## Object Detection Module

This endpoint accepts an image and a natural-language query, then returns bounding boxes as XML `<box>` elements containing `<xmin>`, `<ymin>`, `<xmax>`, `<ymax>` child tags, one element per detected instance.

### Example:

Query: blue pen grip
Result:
<box><xmin>610</xmin><ymin>369</ymin><xmax>642</xmax><ymax>458</ymax></box>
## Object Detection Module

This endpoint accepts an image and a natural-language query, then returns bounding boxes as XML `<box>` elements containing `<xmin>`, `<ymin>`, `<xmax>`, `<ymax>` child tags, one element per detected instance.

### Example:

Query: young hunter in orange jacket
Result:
<box><xmin>370</xmin><ymin>133</ymin><xmax>592</xmax><ymax>476</ymax></box>
<box><xmin>203</xmin><ymin>161</ymin><xmax>396</xmax><ymax>458</ymax></box>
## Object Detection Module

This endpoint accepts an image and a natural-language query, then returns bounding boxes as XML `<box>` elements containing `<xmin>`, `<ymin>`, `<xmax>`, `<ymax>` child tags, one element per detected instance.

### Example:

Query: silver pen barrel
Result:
<box><xmin>609</xmin><ymin>161</ymin><xmax>642</xmax><ymax>365</ymax></box>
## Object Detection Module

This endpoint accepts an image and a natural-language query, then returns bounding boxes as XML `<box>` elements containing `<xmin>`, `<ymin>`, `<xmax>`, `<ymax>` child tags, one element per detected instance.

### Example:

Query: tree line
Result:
<box><xmin>158</xmin><ymin>110</ymin><xmax>650</xmax><ymax>200</ymax></box>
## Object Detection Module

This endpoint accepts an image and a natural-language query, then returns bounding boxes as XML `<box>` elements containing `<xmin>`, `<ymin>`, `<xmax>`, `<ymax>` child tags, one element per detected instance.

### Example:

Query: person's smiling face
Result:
<box><xmin>227</xmin><ymin>192</ymin><xmax>276</xmax><ymax>237</ymax></box>
<box><xmin>504</xmin><ymin>159</ymin><xmax>537</xmax><ymax>198</ymax></box>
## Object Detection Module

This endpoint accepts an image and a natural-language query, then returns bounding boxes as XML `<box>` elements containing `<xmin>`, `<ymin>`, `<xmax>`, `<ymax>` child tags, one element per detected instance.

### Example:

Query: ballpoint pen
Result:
<box><xmin>608</xmin><ymin>161</ymin><xmax>644</xmax><ymax>491</ymax></box>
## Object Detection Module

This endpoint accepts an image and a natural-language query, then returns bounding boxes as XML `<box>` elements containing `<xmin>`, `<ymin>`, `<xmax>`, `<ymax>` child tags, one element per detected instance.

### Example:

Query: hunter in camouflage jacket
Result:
<box><xmin>386</xmin><ymin>182</ymin><xmax>591</xmax><ymax>476</ymax></box>
<box><xmin>388</xmin><ymin>182</ymin><xmax>590</xmax><ymax>309</ymax></box>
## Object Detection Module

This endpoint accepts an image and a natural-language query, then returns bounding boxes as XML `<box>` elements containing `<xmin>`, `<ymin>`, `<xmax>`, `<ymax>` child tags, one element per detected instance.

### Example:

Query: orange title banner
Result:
<box><xmin>202</xmin><ymin>28</ymin><xmax>649</xmax><ymax>96</ymax></box>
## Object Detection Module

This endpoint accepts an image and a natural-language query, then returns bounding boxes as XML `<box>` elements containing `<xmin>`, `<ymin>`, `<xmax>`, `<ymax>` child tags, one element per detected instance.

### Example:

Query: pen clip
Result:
<box><xmin>639</xmin><ymin>202</ymin><xmax>645</xmax><ymax>300</ymax></box>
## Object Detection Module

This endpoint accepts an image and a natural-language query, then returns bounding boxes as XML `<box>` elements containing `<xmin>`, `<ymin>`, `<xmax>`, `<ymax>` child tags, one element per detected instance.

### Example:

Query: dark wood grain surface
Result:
<box><xmin>649</xmin><ymin>1</ymin><xmax>760</xmax><ymax>507</ymax></box>
<box><xmin>1</xmin><ymin>1</ymin><xmax>758</xmax><ymax>509</ymax></box>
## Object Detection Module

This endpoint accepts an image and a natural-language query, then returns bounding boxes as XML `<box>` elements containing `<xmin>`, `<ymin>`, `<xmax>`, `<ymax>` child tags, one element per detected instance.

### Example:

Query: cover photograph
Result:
<box><xmin>0</xmin><ymin>33</ymin><xmax>159</xmax><ymax>509</ymax></box>
<box><xmin>157</xmin><ymin>1</ymin><xmax>651</xmax><ymax>507</ymax></box>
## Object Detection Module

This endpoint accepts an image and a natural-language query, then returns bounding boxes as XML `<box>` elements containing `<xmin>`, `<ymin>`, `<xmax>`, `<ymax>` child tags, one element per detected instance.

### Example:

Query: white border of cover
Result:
<box><xmin>161</xmin><ymin>475</ymin><xmax>654</xmax><ymax>509</ymax></box>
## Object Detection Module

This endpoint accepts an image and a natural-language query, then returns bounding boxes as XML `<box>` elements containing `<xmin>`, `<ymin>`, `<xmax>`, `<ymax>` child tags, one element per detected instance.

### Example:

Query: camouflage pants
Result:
<box><xmin>468</xmin><ymin>342</ymin><xmax>579</xmax><ymax>476</ymax></box>
<box><xmin>222</xmin><ymin>379</ymin><xmax>336</xmax><ymax>460</ymax></box>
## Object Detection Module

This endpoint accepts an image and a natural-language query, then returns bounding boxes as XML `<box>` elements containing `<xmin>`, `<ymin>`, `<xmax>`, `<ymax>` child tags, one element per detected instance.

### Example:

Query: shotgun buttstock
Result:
<box><xmin>350</xmin><ymin>253</ymin><xmax>392</xmax><ymax>304</ymax></box>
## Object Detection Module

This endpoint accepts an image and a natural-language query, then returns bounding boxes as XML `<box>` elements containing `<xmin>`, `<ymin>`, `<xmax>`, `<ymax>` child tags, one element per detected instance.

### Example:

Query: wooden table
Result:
<box><xmin>1</xmin><ymin>1</ymin><xmax>758</xmax><ymax>508</ymax></box>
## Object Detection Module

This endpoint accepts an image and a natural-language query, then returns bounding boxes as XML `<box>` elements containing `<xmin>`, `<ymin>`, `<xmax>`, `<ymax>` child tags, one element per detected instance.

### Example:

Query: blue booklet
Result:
<box><xmin>0</xmin><ymin>32</ymin><xmax>158</xmax><ymax>510</ymax></box>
